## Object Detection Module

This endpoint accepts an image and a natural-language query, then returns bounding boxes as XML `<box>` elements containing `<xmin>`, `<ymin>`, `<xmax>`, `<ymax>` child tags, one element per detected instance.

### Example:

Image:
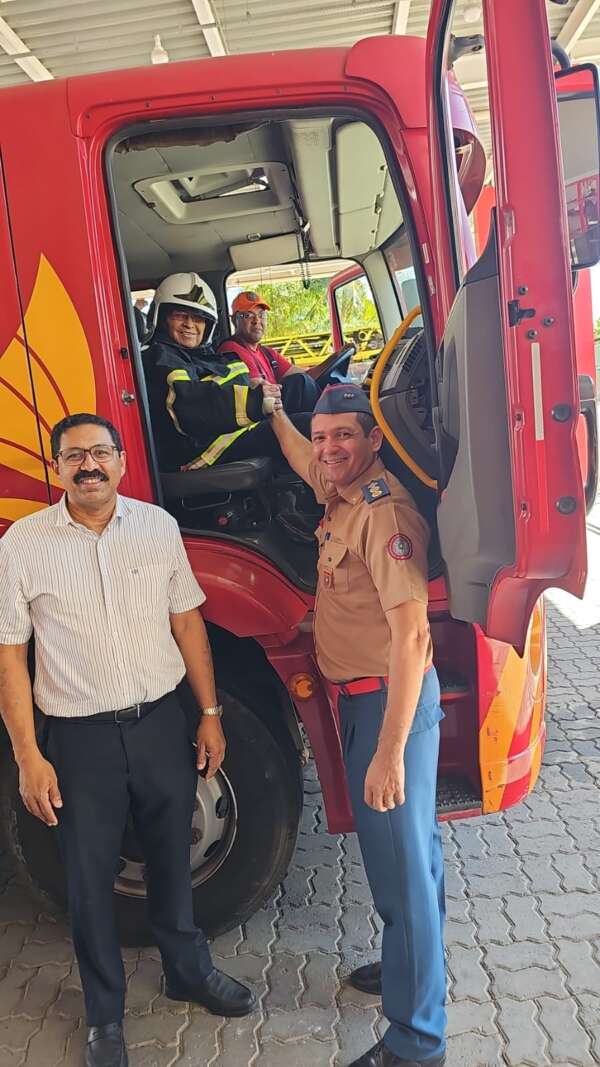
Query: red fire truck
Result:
<box><xmin>0</xmin><ymin>0</ymin><xmax>598</xmax><ymax>943</ymax></box>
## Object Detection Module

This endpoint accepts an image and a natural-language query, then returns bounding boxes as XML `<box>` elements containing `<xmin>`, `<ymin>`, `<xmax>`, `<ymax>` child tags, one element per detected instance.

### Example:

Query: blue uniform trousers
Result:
<box><xmin>339</xmin><ymin>667</ymin><xmax>446</xmax><ymax>1062</ymax></box>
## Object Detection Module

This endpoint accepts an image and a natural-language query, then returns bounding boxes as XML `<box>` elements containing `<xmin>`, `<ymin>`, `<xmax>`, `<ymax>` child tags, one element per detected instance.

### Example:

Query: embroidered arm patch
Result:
<box><xmin>387</xmin><ymin>534</ymin><xmax>413</xmax><ymax>560</ymax></box>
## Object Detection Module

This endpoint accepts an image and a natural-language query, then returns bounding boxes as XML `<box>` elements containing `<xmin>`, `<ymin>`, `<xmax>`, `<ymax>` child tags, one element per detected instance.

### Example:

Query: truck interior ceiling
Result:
<box><xmin>107</xmin><ymin>110</ymin><xmax>440</xmax><ymax>587</ymax></box>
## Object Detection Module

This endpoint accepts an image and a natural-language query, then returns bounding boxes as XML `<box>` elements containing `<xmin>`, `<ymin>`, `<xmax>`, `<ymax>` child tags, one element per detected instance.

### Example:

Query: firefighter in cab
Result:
<box><xmin>143</xmin><ymin>272</ymin><xmax>311</xmax><ymax>472</ymax></box>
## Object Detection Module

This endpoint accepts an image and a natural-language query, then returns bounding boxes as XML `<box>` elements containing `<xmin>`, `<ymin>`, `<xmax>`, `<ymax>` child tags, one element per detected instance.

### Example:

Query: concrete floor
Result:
<box><xmin>1</xmin><ymin>523</ymin><xmax>600</xmax><ymax>1067</ymax></box>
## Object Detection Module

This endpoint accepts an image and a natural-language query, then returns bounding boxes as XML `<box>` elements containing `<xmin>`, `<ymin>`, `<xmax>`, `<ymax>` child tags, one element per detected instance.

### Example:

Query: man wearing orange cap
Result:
<box><xmin>218</xmin><ymin>290</ymin><xmax>320</xmax><ymax>412</ymax></box>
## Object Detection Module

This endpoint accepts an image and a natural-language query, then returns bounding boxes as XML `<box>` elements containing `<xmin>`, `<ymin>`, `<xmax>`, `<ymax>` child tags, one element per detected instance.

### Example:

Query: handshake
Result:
<box><xmin>250</xmin><ymin>378</ymin><xmax>284</xmax><ymax>416</ymax></box>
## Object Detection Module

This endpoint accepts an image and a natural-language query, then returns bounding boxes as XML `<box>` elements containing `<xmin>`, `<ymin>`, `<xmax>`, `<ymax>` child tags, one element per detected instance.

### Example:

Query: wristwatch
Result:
<box><xmin>202</xmin><ymin>704</ymin><xmax>223</xmax><ymax>718</ymax></box>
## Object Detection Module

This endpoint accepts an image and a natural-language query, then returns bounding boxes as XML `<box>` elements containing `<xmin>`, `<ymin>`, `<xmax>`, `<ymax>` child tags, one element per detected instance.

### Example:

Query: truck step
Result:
<box><xmin>436</xmin><ymin>775</ymin><xmax>481</xmax><ymax>817</ymax></box>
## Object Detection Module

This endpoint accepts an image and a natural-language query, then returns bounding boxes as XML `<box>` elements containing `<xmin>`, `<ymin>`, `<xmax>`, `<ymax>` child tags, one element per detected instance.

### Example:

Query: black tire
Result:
<box><xmin>0</xmin><ymin>689</ymin><xmax>302</xmax><ymax>946</ymax></box>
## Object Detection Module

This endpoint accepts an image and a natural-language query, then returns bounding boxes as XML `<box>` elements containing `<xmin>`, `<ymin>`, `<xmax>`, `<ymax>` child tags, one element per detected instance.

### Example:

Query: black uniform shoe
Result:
<box><xmin>349</xmin><ymin>960</ymin><xmax>382</xmax><ymax>996</ymax></box>
<box><xmin>165</xmin><ymin>967</ymin><xmax>257</xmax><ymax>1017</ymax></box>
<box><xmin>348</xmin><ymin>1039</ymin><xmax>446</xmax><ymax>1067</ymax></box>
<box><xmin>84</xmin><ymin>1023</ymin><xmax>128</xmax><ymax>1067</ymax></box>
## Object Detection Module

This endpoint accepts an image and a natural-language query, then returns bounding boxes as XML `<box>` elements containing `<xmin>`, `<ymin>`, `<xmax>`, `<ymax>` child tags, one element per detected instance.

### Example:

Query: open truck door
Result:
<box><xmin>426</xmin><ymin>0</ymin><xmax>600</xmax><ymax>651</ymax></box>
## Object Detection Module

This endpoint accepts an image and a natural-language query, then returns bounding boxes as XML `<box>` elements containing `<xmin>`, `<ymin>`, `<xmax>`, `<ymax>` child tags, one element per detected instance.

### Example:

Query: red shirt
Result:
<box><xmin>217</xmin><ymin>338</ymin><xmax>292</xmax><ymax>384</ymax></box>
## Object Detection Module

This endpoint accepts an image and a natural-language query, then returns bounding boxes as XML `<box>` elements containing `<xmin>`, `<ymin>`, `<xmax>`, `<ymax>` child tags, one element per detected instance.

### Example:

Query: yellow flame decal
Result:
<box><xmin>0</xmin><ymin>255</ymin><xmax>96</xmax><ymax>519</ymax></box>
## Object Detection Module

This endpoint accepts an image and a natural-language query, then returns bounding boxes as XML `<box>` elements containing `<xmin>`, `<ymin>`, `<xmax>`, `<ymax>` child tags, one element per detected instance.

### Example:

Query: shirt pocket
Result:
<box><xmin>122</xmin><ymin>560</ymin><xmax>168</xmax><ymax>619</ymax></box>
<box><xmin>318</xmin><ymin>539</ymin><xmax>350</xmax><ymax>593</ymax></box>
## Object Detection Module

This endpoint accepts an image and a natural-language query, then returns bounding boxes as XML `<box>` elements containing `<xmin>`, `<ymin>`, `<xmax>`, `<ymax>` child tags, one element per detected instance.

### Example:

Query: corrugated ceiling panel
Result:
<box><xmin>0</xmin><ymin>1</ymin><xmax>592</xmax><ymax>89</ymax></box>
<box><xmin>214</xmin><ymin>0</ymin><xmax>396</xmax><ymax>53</ymax></box>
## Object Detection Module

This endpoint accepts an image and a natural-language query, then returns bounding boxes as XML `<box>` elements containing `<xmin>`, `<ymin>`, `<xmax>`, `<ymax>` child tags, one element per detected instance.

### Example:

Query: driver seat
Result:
<box><xmin>160</xmin><ymin>457</ymin><xmax>273</xmax><ymax>498</ymax></box>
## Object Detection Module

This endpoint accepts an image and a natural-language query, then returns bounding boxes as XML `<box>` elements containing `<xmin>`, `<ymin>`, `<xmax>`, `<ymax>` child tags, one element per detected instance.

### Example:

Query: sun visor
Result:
<box><xmin>229</xmin><ymin>233</ymin><xmax>300</xmax><ymax>270</ymax></box>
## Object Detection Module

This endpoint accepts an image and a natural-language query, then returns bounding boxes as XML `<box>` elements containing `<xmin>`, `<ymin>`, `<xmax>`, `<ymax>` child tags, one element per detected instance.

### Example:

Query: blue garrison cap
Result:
<box><xmin>313</xmin><ymin>383</ymin><xmax>372</xmax><ymax>416</ymax></box>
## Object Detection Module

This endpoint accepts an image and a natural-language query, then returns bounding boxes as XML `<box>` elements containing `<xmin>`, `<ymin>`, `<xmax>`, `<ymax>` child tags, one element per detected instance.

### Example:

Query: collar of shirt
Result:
<box><xmin>55</xmin><ymin>492</ymin><xmax>130</xmax><ymax>529</ymax></box>
<box><xmin>326</xmin><ymin>457</ymin><xmax>387</xmax><ymax>506</ymax></box>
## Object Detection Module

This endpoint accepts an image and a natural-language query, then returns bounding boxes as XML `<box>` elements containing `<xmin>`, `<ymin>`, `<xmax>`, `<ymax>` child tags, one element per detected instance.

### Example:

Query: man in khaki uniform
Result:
<box><xmin>271</xmin><ymin>384</ymin><xmax>446</xmax><ymax>1067</ymax></box>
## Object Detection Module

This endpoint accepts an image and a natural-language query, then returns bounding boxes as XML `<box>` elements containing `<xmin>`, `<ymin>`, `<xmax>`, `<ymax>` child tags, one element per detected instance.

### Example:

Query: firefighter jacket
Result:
<box><xmin>144</xmin><ymin>333</ymin><xmax>268</xmax><ymax>471</ymax></box>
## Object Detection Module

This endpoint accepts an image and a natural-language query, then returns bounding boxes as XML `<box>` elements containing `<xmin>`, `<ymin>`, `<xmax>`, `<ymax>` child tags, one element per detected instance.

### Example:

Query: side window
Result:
<box><xmin>333</xmin><ymin>275</ymin><xmax>384</xmax><ymax>373</ymax></box>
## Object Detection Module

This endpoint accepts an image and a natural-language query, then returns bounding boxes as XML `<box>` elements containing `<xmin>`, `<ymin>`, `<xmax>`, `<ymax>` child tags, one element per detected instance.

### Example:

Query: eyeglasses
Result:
<box><xmin>169</xmin><ymin>309</ymin><xmax>206</xmax><ymax>324</ymax></box>
<box><xmin>237</xmin><ymin>310</ymin><xmax>267</xmax><ymax>321</ymax></box>
<box><xmin>55</xmin><ymin>445</ymin><xmax>119</xmax><ymax>466</ymax></box>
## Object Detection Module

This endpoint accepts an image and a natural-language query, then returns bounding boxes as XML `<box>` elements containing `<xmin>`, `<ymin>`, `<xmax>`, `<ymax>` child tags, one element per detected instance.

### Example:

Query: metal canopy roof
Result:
<box><xmin>0</xmin><ymin>0</ymin><xmax>598</xmax><ymax>157</ymax></box>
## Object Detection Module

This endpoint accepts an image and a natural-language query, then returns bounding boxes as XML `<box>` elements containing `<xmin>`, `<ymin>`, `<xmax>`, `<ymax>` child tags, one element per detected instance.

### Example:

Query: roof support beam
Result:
<box><xmin>0</xmin><ymin>14</ymin><xmax>52</xmax><ymax>80</ymax></box>
<box><xmin>557</xmin><ymin>0</ymin><xmax>600</xmax><ymax>53</ymax></box>
<box><xmin>190</xmin><ymin>0</ymin><xmax>227</xmax><ymax>56</ymax></box>
<box><xmin>392</xmin><ymin>0</ymin><xmax>412</xmax><ymax>36</ymax></box>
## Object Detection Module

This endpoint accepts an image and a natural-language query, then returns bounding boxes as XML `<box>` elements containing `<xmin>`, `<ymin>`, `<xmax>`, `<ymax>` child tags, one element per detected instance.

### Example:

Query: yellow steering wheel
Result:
<box><xmin>369</xmin><ymin>306</ymin><xmax>437</xmax><ymax>490</ymax></box>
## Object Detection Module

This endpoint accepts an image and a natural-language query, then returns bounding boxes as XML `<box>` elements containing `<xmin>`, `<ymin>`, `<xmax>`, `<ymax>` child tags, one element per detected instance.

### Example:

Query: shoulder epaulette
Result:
<box><xmin>361</xmin><ymin>478</ymin><xmax>391</xmax><ymax>504</ymax></box>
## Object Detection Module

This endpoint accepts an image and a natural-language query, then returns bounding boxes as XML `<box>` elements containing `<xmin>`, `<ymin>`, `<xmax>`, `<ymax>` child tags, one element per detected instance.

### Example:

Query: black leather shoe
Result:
<box><xmin>165</xmin><ymin>967</ymin><xmax>257</xmax><ymax>1017</ymax></box>
<box><xmin>349</xmin><ymin>1040</ymin><xmax>446</xmax><ymax>1067</ymax></box>
<box><xmin>84</xmin><ymin>1023</ymin><xmax>127</xmax><ymax>1067</ymax></box>
<box><xmin>349</xmin><ymin>960</ymin><xmax>382</xmax><ymax>996</ymax></box>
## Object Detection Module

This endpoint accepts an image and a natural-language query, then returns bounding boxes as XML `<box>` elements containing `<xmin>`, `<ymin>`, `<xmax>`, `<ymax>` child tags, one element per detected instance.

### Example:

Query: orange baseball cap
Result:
<box><xmin>231</xmin><ymin>290</ymin><xmax>271</xmax><ymax>314</ymax></box>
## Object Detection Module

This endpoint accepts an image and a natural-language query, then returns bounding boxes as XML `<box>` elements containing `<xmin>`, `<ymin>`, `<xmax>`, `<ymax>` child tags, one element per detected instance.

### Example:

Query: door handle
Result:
<box><xmin>578</xmin><ymin>374</ymin><xmax>598</xmax><ymax>515</ymax></box>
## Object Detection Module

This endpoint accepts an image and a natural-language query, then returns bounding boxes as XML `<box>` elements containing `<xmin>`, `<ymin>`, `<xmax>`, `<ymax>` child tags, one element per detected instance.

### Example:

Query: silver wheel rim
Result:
<box><xmin>114</xmin><ymin>770</ymin><xmax>237</xmax><ymax>899</ymax></box>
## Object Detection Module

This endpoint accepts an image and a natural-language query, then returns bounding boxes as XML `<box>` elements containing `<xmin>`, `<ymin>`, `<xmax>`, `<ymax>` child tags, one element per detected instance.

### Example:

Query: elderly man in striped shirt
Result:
<box><xmin>0</xmin><ymin>413</ymin><xmax>256</xmax><ymax>1067</ymax></box>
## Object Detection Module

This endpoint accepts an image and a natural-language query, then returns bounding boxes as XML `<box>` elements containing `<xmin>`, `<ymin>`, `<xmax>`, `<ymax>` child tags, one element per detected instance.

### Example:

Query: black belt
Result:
<box><xmin>68</xmin><ymin>692</ymin><xmax>172</xmax><ymax>724</ymax></box>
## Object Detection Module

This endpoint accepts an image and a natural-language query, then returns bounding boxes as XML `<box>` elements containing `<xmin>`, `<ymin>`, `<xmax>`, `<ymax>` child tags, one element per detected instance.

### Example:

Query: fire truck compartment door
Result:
<box><xmin>426</xmin><ymin>0</ymin><xmax>587</xmax><ymax>651</ymax></box>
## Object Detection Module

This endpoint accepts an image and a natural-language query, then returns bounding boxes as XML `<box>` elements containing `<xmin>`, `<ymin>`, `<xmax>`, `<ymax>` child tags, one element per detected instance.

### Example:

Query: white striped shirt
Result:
<box><xmin>0</xmin><ymin>494</ymin><xmax>205</xmax><ymax>717</ymax></box>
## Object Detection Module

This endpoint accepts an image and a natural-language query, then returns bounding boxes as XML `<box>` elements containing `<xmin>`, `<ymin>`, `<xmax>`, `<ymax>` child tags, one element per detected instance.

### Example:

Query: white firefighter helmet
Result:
<box><xmin>149</xmin><ymin>272</ymin><xmax>218</xmax><ymax>343</ymax></box>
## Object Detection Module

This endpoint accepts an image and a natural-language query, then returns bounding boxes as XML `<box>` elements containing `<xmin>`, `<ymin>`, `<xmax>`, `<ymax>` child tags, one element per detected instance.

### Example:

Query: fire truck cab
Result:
<box><xmin>0</xmin><ymin>0</ymin><xmax>598</xmax><ymax>943</ymax></box>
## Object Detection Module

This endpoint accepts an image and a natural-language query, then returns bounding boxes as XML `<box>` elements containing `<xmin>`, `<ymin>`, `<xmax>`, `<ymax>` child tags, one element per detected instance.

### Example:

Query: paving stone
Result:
<box><xmin>19</xmin><ymin>963</ymin><xmax>71</xmax><ymax>1018</ymax></box>
<box><xmin>128</xmin><ymin>1046</ymin><xmax>181</xmax><ymax>1067</ymax></box>
<box><xmin>126</xmin><ymin>1010</ymin><xmax>186</xmax><ymax>1047</ymax></box>
<box><xmin>265</xmin><ymin>952</ymin><xmax>304</xmax><ymax>1010</ymax></box>
<box><xmin>24</xmin><ymin>1016</ymin><xmax>78</xmax><ymax>1067</ymax></box>
<box><xmin>302</xmin><ymin>952</ymin><xmax>341</xmax><ymax>1009</ymax></box>
<box><xmin>338</xmin><ymin>904</ymin><xmax>377</xmax><ymax>952</ymax></box>
<box><xmin>445</xmin><ymin>1031</ymin><xmax>503</xmax><ymax>1066</ymax></box>
<box><xmin>0</xmin><ymin>1049</ymin><xmax>26</xmax><ymax>1067</ymax></box>
<box><xmin>555</xmin><ymin>938</ymin><xmax>600</xmax><ymax>993</ymax></box>
<box><xmin>0</xmin><ymin>925</ymin><xmax>34</xmax><ymax>968</ymax></box>
<box><xmin>537</xmin><ymin>995</ymin><xmax>596</xmax><ymax>1065</ymax></box>
<box><xmin>211</xmin><ymin>951</ymin><xmax>267</xmax><ymax>993</ymax></box>
<box><xmin>237</xmin><ymin>907</ymin><xmax>278</xmax><ymax>956</ymax></box>
<box><xmin>261</xmin><ymin>1004</ymin><xmax>338</xmax><ymax>1042</ymax></box>
<box><xmin>484</xmin><ymin>940</ymin><xmax>555</xmax><ymax>972</ymax></box>
<box><xmin>503</xmin><ymin>893</ymin><xmax>547</xmax><ymax>941</ymax></box>
<box><xmin>126</xmin><ymin>958</ymin><xmax>163</xmax><ymax>1014</ymax></box>
<box><xmin>446</xmin><ymin>999</ymin><xmax>496</xmax><ymax>1038</ymax></box>
<box><xmin>491</xmin><ymin>964</ymin><xmax>567</xmax><ymax>999</ymax></box>
<box><xmin>0</xmin><ymin>886</ymin><xmax>41</xmax><ymax>926</ymax></box>
<box><xmin>17</xmin><ymin>938</ymin><xmax>74</xmax><ymax>968</ymax></box>
<box><xmin>443</xmin><ymin>864</ymin><xmax>467</xmax><ymax>900</ymax></box>
<box><xmin>214</xmin><ymin>1011</ymin><xmax>262</xmax><ymax>1066</ymax></box>
<box><xmin>446</xmin><ymin>945</ymin><xmax>489</xmax><ymax>1002</ymax></box>
<box><xmin>470</xmin><ymin>897</ymin><xmax>512</xmax><ymax>945</ymax></box>
<box><xmin>259</xmin><ymin>1037</ymin><xmax>337</xmax><ymax>1066</ymax></box>
<box><xmin>444</xmin><ymin>919</ymin><xmax>477</xmax><ymax>948</ymax></box>
<box><xmin>0</xmin><ymin>1015</ymin><xmax>41</xmax><ymax>1051</ymax></box>
<box><xmin>312</xmin><ymin>865</ymin><xmax>342</xmax><ymax>907</ymax></box>
<box><xmin>210</xmin><ymin>925</ymin><xmax>243</xmax><ymax>958</ymax></box>
<box><xmin>0</xmin><ymin>963</ymin><xmax>34</xmax><ymax>1017</ymax></box>
<box><xmin>552</xmin><ymin>851</ymin><xmax>597</xmax><ymax>892</ymax></box>
<box><xmin>496</xmin><ymin>996</ymin><xmax>549</xmax><ymax>1066</ymax></box>
<box><xmin>276</xmin><ymin>905</ymin><xmax>341</xmax><ymax>954</ymax></box>
<box><xmin>334</xmin><ymin>1001</ymin><xmax>380</xmax><ymax>1062</ymax></box>
<box><xmin>175</xmin><ymin>1015</ymin><xmax>221</xmax><ymax>1066</ymax></box>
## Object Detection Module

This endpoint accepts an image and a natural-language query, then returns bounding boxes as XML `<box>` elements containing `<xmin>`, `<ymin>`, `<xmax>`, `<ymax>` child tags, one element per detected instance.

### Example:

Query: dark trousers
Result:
<box><xmin>339</xmin><ymin>668</ymin><xmax>447</xmax><ymax>1062</ymax></box>
<box><xmin>43</xmin><ymin>692</ymin><xmax>212</xmax><ymax>1025</ymax></box>
<box><xmin>280</xmin><ymin>372</ymin><xmax>320</xmax><ymax>413</ymax></box>
<box><xmin>219</xmin><ymin>412</ymin><xmax>312</xmax><ymax>472</ymax></box>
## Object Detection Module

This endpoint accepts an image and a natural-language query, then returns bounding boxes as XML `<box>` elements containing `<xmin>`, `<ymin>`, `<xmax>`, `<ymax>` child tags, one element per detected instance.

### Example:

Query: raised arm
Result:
<box><xmin>270</xmin><ymin>407</ymin><xmax>313</xmax><ymax>482</ymax></box>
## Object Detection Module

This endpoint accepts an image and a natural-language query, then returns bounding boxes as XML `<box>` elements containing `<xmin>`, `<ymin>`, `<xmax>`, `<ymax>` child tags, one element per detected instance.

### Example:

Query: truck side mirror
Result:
<box><xmin>555</xmin><ymin>63</ymin><xmax>600</xmax><ymax>271</ymax></box>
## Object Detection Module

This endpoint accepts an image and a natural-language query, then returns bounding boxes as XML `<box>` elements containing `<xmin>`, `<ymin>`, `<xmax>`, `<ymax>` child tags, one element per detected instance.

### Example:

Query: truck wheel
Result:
<box><xmin>0</xmin><ymin>690</ymin><xmax>302</xmax><ymax>945</ymax></box>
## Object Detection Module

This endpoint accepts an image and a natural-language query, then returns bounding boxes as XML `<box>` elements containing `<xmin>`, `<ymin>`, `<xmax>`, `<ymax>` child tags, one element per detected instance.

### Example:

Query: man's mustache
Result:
<box><xmin>73</xmin><ymin>469</ymin><xmax>109</xmax><ymax>484</ymax></box>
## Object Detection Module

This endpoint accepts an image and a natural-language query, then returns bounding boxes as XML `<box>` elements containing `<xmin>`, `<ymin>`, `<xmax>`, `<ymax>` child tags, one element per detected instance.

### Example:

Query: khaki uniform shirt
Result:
<box><xmin>306</xmin><ymin>457</ymin><xmax>432</xmax><ymax>682</ymax></box>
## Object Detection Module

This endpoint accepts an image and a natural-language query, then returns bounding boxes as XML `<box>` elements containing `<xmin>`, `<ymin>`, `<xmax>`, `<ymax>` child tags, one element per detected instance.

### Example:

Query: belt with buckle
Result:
<box><xmin>71</xmin><ymin>692</ymin><xmax>171</xmax><ymax>724</ymax></box>
<box><xmin>338</xmin><ymin>676</ymin><xmax>389</xmax><ymax>698</ymax></box>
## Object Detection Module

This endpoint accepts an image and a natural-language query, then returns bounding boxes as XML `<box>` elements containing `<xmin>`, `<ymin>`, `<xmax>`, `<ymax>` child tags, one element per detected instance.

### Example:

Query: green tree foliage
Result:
<box><xmin>259</xmin><ymin>275</ymin><xmax>380</xmax><ymax>338</ymax></box>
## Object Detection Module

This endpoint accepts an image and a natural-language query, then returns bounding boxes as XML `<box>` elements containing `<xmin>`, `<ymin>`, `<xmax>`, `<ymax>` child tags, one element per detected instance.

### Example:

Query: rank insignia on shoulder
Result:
<box><xmin>362</xmin><ymin>478</ymin><xmax>390</xmax><ymax>504</ymax></box>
